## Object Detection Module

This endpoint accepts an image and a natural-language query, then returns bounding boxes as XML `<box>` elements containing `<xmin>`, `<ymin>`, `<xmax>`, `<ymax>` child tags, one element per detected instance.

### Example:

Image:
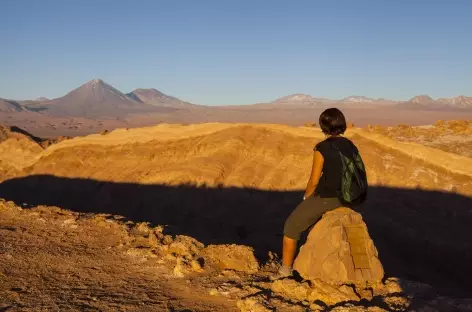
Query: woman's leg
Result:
<box><xmin>282</xmin><ymin>196</ymin><xmax>341</xmax><ymax>269</ymax></box>
<box><xmin>282</xmin><ymin>236</ymin><xmax>298</xmax><ymax>268</ymax></box>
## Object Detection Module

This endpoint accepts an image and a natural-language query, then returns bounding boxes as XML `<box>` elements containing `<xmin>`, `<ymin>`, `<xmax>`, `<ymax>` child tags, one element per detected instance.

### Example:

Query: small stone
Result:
<box><xmin>134</xmin><ymin>222</ymin><xmax>151</xmax><ymax>234</ymax></box>
<box><xmin>228</xmin><ymin>287</ymin><xmax>241</xmax><ymax>294</ymax></box>
<box><xmin>203</xmin><ymin>244</ymin><xmax>259</xmax><ymax>273</ymax></box>
<box><xmin>61</xmin><ymin>218</ymin><xmax>76</xmax><ymax>227</ymax></box>
<box><xmin>169</xmin><ymin>242</ymin><xmax>188</xmax><ymax>256</ymax></box>
<box><xmin>357</xmin><ymin>287</ymin><xmax>374</xmax><ymax>300</ymax></box>
<box><xmin>148</xmin><ymin>232</ymin><xmax>161</xmax><ymax>247</ymax></box>
<box><xmin>271</xmin><ymin>279</ymin><xmax>310</xmax><ymax>302</ymax></box>
<box><xmin>167</xmin><ymin>236</ymin><xmax>204</xmax><ymax>257</ymax></box>
<box><xmin>131</xmin><ymin>236</ymin><xmax>151</xmax><ymax>248</ymax></box>
<box><xmin>162</xmin><ymin>235</ymin><xmax>173</xmax><ymax>245</ymax></box>
<box><xmin>125</xmin><ymin>248</ymin><xmax>157</xmax><ymax>260</ymax></box>
<box><xmin>374</xmin><ymin>277</ymin><xmax>404</xmax><ymax>296</ymax></box>
<box><xmin>173</xmin><ymin>258</ymin><xmax>186</xmax><ymax>278</ymax></box>
<box><xmin>309</xmin><ymin>303</ymin><xmax>324</xmax><ymax>311</ymax></box>
<box><xmin>383</xmin><ymin>296</ymin><xmax>411</xmax><ymax>310</ymax></box>
<box><xmin>190</xmin><ymin>259</ymin><xmax>204</xmax><ymax>272</ymax></box>
<box><xmin>153</xmin><ymin>225</ymin><xmax>164</xmax><ymax>234</ymax></box>
<box><xmin>308</xmin><ymin>279</ymin><xmax>360</xmax><ymax>305</ymax></box>
<box><xmin>236</xmin><ymin>297</ymin><xmax>273</xmax><ymax>312</ymax></box>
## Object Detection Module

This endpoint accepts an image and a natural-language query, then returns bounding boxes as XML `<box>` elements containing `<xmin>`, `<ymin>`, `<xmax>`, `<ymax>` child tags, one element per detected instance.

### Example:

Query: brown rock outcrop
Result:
<box><xmin>203</xmin><ymin>244</ymin><xmax>259</xmax><ymax>273</ymax></box>
<box><xmin>293</xmin><ymin>207</ymin><xmax>384</xmax><ymax>284</ymax></box>
<box><xmin>271</xmin><ymin>278</ymin><xmax>360</xmax><ymax>306</ymax></box>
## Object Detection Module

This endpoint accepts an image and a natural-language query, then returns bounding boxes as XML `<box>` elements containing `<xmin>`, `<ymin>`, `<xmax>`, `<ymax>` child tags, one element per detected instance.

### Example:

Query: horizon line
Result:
<box><xmin>2</xmin><ymin>77</ymin><xmax>471</xmax><ymax>105</ymax></box>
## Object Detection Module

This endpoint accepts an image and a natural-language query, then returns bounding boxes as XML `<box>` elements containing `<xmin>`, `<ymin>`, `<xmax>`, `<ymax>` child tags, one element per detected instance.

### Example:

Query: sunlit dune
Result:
<box><xmin>5</xmin><ymin>123</ymin><xmax>470</xmax><ymax>195</ymax></box>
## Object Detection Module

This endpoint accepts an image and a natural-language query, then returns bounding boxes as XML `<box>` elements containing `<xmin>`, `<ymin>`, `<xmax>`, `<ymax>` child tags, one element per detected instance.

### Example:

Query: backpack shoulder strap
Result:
<box><xmin>330</xmin><ymin>142</ymin><xmax>346</xmax><ymax>157</ymax></box>
<box><xmin>329</xmin><ymin>142</ymin><xmax>340</xmax><ymax>151</ymax></box>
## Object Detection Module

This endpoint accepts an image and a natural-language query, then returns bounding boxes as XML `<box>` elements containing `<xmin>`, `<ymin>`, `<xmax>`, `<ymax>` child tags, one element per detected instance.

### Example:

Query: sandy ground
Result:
<box><xmin>0</xmin><ymin>201</ymin><xmax>240</xmax><ymax>311</ymax></box>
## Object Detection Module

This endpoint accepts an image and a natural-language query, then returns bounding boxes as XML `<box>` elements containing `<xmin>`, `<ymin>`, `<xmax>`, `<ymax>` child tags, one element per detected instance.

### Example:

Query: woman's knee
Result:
<box><xmin>283</xmin><ymin>217</ymin><xmax>302</xmax><ymax>241</ymax></box>
<box><xmin>283</xmin><ymin>196</ymin><xmax>330</xmax><ymax>241</ymax></box>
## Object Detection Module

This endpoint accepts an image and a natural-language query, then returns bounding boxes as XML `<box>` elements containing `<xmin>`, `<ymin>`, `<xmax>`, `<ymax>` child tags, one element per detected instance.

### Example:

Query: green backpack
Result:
<box><xmin>330</xmin><ymin>143</ymin><xmax>368</xmax><ymax>205</ymax></box>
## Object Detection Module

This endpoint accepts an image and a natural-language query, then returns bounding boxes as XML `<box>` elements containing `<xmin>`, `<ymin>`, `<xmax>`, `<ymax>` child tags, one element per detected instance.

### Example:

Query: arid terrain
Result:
<box><xmin>368</xmin><ymin>120</ymin><xmax>472</xmax><ymax>158</ymax></box>
<box><xmin>3</xmin><ymin>0</ymin><xmax>471</xmax><ymax>309</ymax></box>
<box><xmin>2</xmin><ymin>79</ymin><xmax>472</xmax><ymax>138</ymax></box>
<box><xmin>1</xmin><ymin>122</ymin><xmax>472</xmax><ymax>311</ymax></box>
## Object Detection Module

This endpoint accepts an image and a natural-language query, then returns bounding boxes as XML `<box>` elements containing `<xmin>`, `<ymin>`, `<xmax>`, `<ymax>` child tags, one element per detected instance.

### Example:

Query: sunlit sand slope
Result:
<box><xmin>9</xmin><ymin>123</ymin><xmax>471</xmax><ymax>196</ymax></box>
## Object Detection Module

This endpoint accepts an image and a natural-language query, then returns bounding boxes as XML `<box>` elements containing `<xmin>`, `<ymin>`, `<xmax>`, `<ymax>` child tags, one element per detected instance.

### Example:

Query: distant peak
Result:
<box><xmin>276</xmin><ymin>94</ymin><xmax>314</xmax><ymax>101</ymax></box>
<box><xmin>342</xmin><ymin>96</ymin><xmax>375</xmax><ymax>103</ymax></box>
<box><xmin>287</xmin><ymin>94</ymin><xmax>312</xmax><ymax>100</ymax></box>
<box><xmin>83</xmin><ymin>79</ymin><xmax>108</xmax><ymax>88</ymax></box>
<box><xmin>133</xmin><ymin>88</ymin><xmax>164</xmax><ymax>94</ymax></box>
<box><xmin>129</xmin><ymin>88</ymin><xmax>166</xmax><ymax>98</ymax></box>
<box><xmin>411</xmin><ymin>95</ymin><xmax>433</xmax><ymax>100</ymax></box>
<box><xmin>438</xmin><ymin>95</ymin><xmax>472</xmax><ymax>107</ymax></box>
<box><xmin>134</xmin><ymin>88</ymin><xmax>158</xmax><ymax>92</ymax></box>
<box><xmin>410</xmin><ymin>95</ymin><xmax>435</xmax><ymax>104</ymax></box>
<box><xmin>81</xmin><ymin>79</ymin><xmax>115</xmax><ymax>90</ymax></box>
<box><xmin>68</xmin><ymin>79</ymin><xmax>128</xmax><ymax>99</ymax></box>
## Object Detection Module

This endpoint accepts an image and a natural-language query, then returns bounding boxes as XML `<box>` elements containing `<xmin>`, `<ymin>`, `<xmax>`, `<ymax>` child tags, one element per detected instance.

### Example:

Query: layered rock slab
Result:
<box><xmin>293</xmin><ymin>207</ymin><xmax>384</xmax><ymax>284</ymax></box>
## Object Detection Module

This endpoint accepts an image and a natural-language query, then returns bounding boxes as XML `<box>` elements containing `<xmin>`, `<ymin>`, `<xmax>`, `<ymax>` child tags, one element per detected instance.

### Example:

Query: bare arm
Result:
<box><xmin>304</xmin><ymin>150</ymin><xmax>324</xmax><ymax>199</ymax></box>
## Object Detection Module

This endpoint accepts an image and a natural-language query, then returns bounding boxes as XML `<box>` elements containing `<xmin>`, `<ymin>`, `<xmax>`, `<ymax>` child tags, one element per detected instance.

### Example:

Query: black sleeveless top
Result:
<box><xmin>314</xmin><ymin>136</ymin><xmax>359</xmax><ymax>198</ymax></box>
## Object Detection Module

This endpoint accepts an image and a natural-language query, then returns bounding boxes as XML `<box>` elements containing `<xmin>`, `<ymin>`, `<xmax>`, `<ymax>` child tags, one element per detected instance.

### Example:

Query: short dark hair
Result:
<box><xmin>319</xmin><ymin>108</ymin><xmax>347</xmax><ymax>135</ymax></box>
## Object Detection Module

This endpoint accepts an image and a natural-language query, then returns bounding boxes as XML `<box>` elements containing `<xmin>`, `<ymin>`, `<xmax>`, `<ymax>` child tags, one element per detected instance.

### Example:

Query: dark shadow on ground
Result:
<box><xmin>1</xmin><ymin>174</ymin><xmax>471</xmax><ymax>298</ymax></box>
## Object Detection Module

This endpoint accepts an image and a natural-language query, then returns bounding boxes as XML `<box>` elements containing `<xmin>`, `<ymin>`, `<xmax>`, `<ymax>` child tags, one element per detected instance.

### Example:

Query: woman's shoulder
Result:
<box><xmin>314</xmin><ymin>139</ymin><xmax>329</xmax><ymax>151</ymax></box>
<box><xmin>314</xmin><ymin>138</ymin><xmax>336</xmax><ymax>154</ymax></box>
<box><xmin>342</xmin><ymin>137</ymin><xmax>358</xmax><ymax>149</ymax></box>
<box><xmin>315</xmin><ymin>137</ymin><xmax>356</xmax><ymax>152</ymax></box>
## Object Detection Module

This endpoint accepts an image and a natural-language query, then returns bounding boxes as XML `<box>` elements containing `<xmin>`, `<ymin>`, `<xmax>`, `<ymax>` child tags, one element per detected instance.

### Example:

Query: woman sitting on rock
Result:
<box><xmin>279</xmin><ymin>108</ymin><xmax>367</xmax><ymax>278</ymax></box>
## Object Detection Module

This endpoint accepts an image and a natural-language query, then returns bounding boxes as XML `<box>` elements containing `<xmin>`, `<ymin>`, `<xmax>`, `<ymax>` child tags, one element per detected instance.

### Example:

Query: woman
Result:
<box><xmin>279</xmin><ymin>108</ymin><xmax>364</xmax><ymax>277</ymax></box>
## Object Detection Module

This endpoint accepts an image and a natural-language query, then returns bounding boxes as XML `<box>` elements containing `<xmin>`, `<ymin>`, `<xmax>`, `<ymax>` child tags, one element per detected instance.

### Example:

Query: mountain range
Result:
<box><xmin>21</xmin><ymin>79</ymin><xmax>179</xmax><ymax>118</ymax></box>
<box><xmin>267</xmin><ymin>94</ymin><xmax>472</xmax><ymax>108</ymax></box>
<box><xmin>1</xmin><ymin>79</ymin><xmax>471</xmax><ymax>118</ymax></box>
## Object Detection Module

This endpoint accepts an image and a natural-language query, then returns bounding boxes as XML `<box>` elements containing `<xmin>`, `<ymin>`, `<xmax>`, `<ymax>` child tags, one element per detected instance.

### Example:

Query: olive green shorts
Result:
<box><xmin>283</xmin><ymin>195</ymin><xmax>342</xmax><ymax>241</ymax></box>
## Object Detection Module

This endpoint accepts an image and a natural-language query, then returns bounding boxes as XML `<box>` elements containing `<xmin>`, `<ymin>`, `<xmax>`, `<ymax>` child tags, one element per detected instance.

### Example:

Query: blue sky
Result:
<box><xmin>1</xmin><ymin>0</ymin><xmax>471</xmax><ymax>105</ymax></box>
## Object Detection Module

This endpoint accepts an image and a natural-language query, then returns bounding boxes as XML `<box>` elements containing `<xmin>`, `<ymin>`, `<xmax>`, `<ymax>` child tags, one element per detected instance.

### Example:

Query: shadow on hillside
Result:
<box><xmin>1</xmin><ymin>174</ymin><xmax>471</xmax><ymax>297</ymax></box>
<box><xmin>9</xmin><ymin>126</ymin><xmax>43</xmax><ymax>143</ymax></box>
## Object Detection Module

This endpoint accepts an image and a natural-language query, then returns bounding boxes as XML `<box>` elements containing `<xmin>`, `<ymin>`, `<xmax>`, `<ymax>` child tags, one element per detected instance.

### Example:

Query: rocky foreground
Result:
<box><xmin>2</xmin><ymin>200</ymin><xmax>471</xmax><ymax>312</ymax></box>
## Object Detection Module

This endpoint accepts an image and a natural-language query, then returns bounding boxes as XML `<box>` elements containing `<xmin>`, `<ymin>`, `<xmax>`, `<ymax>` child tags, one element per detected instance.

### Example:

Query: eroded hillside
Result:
<box><xmin>0</xmin><ymin>126</ymin><xmax>43</xmax><ymax>181</ymax></box>
<box><xmin>368</xmin><ymin>120</ymin><xmax>472</xmax><ymax>157</ymax></box>
<box><xmin>3</xmin><ymin>123</ymin><xmax>471</xmax><ymax>194</ymax></box>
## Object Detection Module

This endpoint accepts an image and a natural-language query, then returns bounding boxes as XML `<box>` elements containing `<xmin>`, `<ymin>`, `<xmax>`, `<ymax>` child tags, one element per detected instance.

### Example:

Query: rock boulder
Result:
<box><xmin>293</xmin><ymin>207</ymin><xmax>384</xmax><ymax>284</ymax></box>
